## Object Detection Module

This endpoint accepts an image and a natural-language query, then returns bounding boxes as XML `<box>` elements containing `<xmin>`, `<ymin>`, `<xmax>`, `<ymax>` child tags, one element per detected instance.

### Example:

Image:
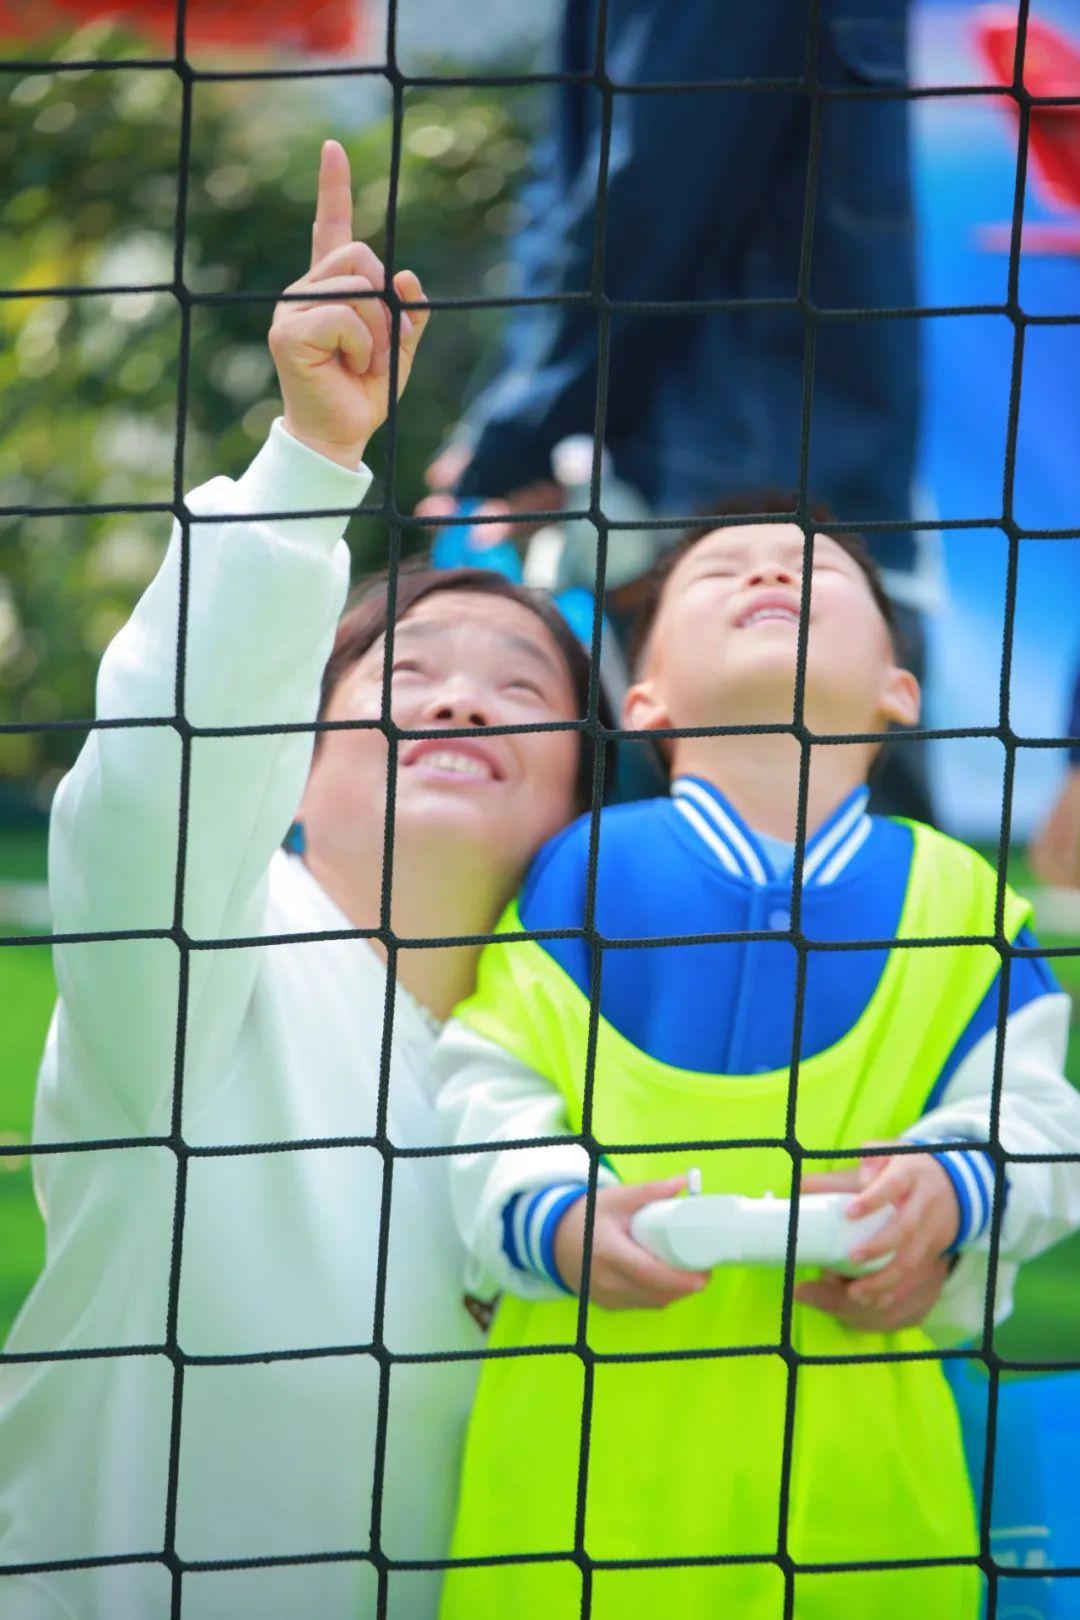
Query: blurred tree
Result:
<box><xmin>0</xmin><ymin>20</ymin><xmax>536</xmax><ymax>786</ymax></box>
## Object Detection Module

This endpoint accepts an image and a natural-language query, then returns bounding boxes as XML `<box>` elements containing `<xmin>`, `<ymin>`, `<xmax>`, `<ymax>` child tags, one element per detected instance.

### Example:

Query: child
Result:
<box><xmin>433</xmin><ymin>508</ymin><xmax>1080</xmax><ymax>1620</ymax></box>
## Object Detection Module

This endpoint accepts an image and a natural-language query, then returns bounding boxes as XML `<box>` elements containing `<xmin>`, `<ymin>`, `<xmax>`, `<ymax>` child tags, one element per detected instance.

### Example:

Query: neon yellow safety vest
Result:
<box><xmin>440</xmin><ymin>823</ymin><xmax>1029</xmax><ymax>1620</ymax></box>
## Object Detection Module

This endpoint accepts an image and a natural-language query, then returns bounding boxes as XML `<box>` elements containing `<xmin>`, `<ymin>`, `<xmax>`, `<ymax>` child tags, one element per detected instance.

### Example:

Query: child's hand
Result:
<box><xmin>553</xmin><ymin>1177</ymin><xmax>711</xmax><ymax>1311</ymax></box>
<box><xmin>795</xmin><ymin>1168</ymin><xmax>952</xmax><ymax>1330</ymax></box>
<box><xmin>795</xmin><ymin>1258</ymin><xmax>951</xmax><ymax>1332</ymax></box>
<box><xmin>269</xmin><ymin>140</ymin><xmax>430</xmax><ymax>469</ymax></box>
<box><xmin>838</xmin><ymin>1142</ymin><xmax>960</xmax><ymax>1312</ymax></box>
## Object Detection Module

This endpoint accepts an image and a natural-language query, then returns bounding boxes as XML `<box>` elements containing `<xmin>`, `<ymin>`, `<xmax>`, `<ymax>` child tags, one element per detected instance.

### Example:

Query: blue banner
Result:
<box><xmin>913</xmin><ymin>0</ymin><xmax>1080</xmax><ymax>839</ymax></box>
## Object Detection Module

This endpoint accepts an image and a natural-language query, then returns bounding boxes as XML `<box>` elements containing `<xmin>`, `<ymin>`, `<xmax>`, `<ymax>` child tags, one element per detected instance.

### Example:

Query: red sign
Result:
<box><xmin>0</xmin><ymin>0</ymin><xmax>359</xmax><ymax>54</ymax></box>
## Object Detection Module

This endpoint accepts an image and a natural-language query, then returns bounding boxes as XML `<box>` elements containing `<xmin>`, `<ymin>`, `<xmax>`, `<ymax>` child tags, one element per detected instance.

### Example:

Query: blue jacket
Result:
<box><xmin>458</xmin><ymin>0</ymin><xmax>919</xmax><ymax>574</ymax></box>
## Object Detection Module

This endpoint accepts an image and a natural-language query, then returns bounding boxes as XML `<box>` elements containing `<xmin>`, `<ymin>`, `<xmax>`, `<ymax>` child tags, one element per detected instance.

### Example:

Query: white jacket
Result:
<box><xmin>0</xmin><ymin>423</ymin><xmax>481</xmax><ymax>1620</ymax></box>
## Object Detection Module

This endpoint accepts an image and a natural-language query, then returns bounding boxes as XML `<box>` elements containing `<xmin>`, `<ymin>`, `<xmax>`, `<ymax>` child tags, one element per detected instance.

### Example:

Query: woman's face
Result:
<box><xmin>305</xmin><ymin>589</ymin><xmax>583</xmax><ymax>886</ymax></box>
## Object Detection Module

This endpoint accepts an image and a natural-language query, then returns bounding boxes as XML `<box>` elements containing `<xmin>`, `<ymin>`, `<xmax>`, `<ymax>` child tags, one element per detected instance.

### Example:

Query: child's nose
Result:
<box><xmin>746</xmin><ymin>559</ymin><xmax>798</xmax><ymax>586</ymax></box>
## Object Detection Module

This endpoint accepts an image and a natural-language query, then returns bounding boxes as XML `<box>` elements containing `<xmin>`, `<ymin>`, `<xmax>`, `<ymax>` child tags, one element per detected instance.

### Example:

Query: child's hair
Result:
<box><xmin>318</xmin><ymin>561</ymin><xmax>615</xmax><ymax>812</ymax></box>
<box><xmin>628</xmin><ymin>491</ymin><xmax>903</xmax><ymax>672</ymax></box>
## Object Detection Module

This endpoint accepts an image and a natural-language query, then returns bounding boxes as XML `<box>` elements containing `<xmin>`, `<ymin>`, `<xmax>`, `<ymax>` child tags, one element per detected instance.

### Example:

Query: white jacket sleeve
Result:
<box><xmin>909</xmin><ymin>993</ymin><xmax>1080</xmax><ymax>1346</ymax></box>
<box><xmin>45</xmin><ymin>419</ymin><xmax>369</xmax><ymax>1138</ymax></box>
<box><xmin>433</xmin><ymin>1018</ymin><xmax>618</xmax><ymax>1302</ymax></box>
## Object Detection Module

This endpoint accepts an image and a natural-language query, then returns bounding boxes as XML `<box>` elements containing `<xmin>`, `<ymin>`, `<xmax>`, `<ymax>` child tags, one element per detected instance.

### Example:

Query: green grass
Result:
<box><xmin>0</xmin><ymin>821</ymin><xmax>48</xmax><ymax>884</ymax></box>
<box><xmin>0</xmin><ymin>942</ymin><xmax>51</xmax><ymax>1336</ymax></box>
<box><xmin>1</xmin><ymin>829</ymin><xmax>1078</xmax><ymax>1360</ymax></box>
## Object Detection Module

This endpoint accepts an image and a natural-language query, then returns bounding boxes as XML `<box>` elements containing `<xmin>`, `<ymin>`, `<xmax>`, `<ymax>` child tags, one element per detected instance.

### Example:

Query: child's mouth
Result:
<box><xmin>738</xmin><ymin>607</ymin><xmax>802</xmax><ymax>629</ymax></box>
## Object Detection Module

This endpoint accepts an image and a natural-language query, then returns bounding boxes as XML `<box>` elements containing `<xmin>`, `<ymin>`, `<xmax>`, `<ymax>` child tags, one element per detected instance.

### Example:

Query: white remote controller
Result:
<box><xmin>630</xmin><ymin>1174</ymin><xmax>894</xmax><ymax>1276</ymax></box>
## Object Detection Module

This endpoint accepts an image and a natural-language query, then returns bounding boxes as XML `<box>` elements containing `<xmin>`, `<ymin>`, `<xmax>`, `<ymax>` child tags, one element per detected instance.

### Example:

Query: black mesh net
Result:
<box><xmin>1</xmin><ymin>0</ymin><xmax>1079</xmax><ymax>1616</ymax></box>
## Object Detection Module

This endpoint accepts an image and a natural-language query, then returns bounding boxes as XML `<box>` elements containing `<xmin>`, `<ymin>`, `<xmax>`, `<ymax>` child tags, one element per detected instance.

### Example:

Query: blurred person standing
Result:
<box><xmin>422</xmin><ymin>0</ymin><xmax>937</xmax><ymax>818</ymax></box>
<box><xmin>1030</xmin><ymin>668</ymin><xmax>1080</xmax><ymax>889</ymax></box>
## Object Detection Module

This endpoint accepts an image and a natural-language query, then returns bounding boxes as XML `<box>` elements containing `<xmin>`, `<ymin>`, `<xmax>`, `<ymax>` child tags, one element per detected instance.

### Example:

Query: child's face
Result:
<box><xmin>625</xmin><ymin>522</ymin><xmax>919</xmax><ymax>740</ymax></box>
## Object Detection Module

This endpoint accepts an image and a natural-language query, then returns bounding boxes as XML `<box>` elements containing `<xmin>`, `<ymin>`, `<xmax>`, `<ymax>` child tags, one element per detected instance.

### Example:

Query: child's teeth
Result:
<box><xmin>745</xmin><ymin>608</ymin><xmax>798</xmax><ymax>627</ymax></box>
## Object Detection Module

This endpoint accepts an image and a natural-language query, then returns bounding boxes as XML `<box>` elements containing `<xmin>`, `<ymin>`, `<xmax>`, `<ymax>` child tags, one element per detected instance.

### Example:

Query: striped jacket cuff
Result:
<box><xmin>501</xmin><ymin>1182</ymin><xmax>590</xmax><ymax>1293</ymax></box>
<box><xmin>908</xmin><ymin>1137</ymin><xmax>1001</xmax><ymax>1251</ymax></box>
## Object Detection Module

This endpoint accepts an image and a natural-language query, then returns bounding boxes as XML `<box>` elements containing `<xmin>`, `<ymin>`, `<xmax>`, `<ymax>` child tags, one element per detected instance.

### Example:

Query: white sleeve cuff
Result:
<box><xmin>229</xmin><ymin>417</ymin><xmax>373</xmax><ymax>550</ymax></box>
<box><xmin>905</xmin><ymin>1137</ymin><xmax>998</xmax><ymax>1251</ymax></box>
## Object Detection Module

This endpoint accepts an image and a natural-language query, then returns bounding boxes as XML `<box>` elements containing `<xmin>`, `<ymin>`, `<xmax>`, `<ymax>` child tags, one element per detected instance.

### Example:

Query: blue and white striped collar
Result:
<box><xmin>670</xmin><ymin>776</ymin><xmax>872</xmax><ymax>888</ymax></box>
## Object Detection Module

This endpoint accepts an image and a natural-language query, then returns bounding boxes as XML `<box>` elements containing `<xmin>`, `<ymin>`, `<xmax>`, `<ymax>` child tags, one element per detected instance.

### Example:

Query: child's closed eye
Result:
<box><xmin>505</xmin><ymin>676</ymin><xmax>548</xmax><ymax>700</ymax></box>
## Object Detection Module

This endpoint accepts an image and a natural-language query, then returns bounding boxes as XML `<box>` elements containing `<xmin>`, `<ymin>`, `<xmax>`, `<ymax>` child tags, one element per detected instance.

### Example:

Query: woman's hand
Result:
<box><xmin>269</xmin><ymin>140</ymin><xmax>430</xmax><ymax>469</ymax></box>
<box><xmin>553</xmin><ymin>1176</ymin><xmax>710</xmax><ymax>1311</ymax></box>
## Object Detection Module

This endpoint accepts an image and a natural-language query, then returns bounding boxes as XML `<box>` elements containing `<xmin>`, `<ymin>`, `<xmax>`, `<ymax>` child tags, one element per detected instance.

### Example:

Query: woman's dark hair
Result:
<box><xmin>319</xmin><ymin>563</ymin><xmax>615</xmax><ymax>811</ymax></box>
<box><xmin>628</xmin><ymin>492</ymin><xmax>903</xmax><ymax>670</ymax></box>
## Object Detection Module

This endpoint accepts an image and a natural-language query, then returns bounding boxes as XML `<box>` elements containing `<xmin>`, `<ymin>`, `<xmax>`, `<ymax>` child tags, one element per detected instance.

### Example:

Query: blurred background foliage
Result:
<box><xmin>0</xmin><ymin>20</ymin><xmax>539</xmax><ymax>786</ymax></box>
